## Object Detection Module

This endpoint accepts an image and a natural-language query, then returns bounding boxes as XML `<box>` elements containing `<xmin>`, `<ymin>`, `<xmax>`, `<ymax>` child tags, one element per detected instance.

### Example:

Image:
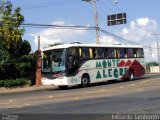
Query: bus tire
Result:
<box><xmin>58</xmin><ymin>85</ymin><xmax>68</xmax><ymax>89</ymax></box>
<box><xmin>81</xmin><ymin>74</ymin><xmax>90</xmax><ymax>88</ymax></box>
<box><xmin>128</xmin><ymin>70</ymin><xmax>134</xmax><ymax>80</ymax></box>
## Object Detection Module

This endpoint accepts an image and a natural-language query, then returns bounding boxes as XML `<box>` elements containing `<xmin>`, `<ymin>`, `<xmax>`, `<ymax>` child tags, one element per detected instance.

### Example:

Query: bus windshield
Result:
<box><xmin>42</xmin><ymin>49</ymin><xmax>65</xmax><ymax>73</ymax></box>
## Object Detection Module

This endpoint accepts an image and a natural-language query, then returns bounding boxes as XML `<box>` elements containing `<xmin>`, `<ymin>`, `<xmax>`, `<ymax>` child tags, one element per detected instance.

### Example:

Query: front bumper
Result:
<box><xmin>42</xmin><ymin>77</ymin><xmax>68</xmax><ymax>86</ymax></box>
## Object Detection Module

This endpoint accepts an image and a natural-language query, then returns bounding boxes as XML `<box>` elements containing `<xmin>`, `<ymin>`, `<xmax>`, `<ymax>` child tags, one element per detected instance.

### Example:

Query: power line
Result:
<box><xmin>21</xmin><ymin>26</ymin><xmax>95</xmax><ymax>30</ymax></box>
<box><xmin>99</xmin><ymin>28</ymin><xmax>139</xmax><ymax>45</ymax></box>
<box><xmin>21</xmin><ymin>23</ymin><xmax>95</xmax><ymax>28</ymax></box>
<box><xmin>21</xmin><ymin>23</ymin><xmax>130</xmax><ymax>44</ymax></box>
<box><xmin>19</xmin><ymin>22</ymin><xmax>159</xmax><ymax>51</ymax></box>
<box><xmin>99</xmin><ymin>28</ymin><xmax>159</xmax><ymax>51</ymax></box>
<box><xmin>19</xmin><ymin>0</ymin><xmax>65</xmax><ymax>8</ymax></box>
<box><xmin>20</xmin><ymin>23</ymin><xmax>95</xmax><ymax>30</ymax></box>
<box><xmin>21</xmin><ymin>0</ymin><xmax>82</xmax><ymax>10</ymax></box>
<box><xmin>98</xmin><ymin>0</ymin><xmax>115</xmax><ymax>14</ymax></box>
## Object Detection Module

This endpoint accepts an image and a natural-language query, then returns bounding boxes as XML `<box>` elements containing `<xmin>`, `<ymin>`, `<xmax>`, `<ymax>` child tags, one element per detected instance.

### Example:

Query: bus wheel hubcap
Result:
<box><xmin>83</xmin><ymin>78</ymin><xmax>88</xmax><ymax>84</ymax></box>
<box><xmin>130</xmin><ymin>71</ymin><xmax>134</xmax><ymax>80</ymax></box>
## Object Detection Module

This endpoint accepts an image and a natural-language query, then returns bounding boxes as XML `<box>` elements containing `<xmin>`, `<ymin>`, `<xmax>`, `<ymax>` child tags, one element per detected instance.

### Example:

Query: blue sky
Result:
<box><xmin>9</xmin><ymin>0</ymin><xmax>160</xmax><ymax>61</ymax></box>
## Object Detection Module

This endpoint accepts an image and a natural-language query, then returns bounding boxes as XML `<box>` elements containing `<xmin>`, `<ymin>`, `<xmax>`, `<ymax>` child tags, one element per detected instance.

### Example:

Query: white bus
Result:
<box><xmin>41</xmin><ymin>43</ymin><xmax>145</xmax><ymax>89</ymax></box>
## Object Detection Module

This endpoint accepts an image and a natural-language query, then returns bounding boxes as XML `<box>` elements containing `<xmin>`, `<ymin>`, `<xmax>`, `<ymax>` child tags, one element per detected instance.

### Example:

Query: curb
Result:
<box><xmin>0</xmin><ymin>85</ymin><xmax>57</xmax><ymax>95</ymax></box>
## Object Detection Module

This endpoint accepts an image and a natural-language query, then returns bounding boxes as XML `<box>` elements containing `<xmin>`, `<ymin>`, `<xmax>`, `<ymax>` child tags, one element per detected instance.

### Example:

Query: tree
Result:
<box><xmin>17</xmin><ymin>40</ymin><xmax>31</xmax><ymax>57</ymax></box>
<box><xmin>0</xmin><ymin>46</ymin><xmax>10</xmax><ymax>79</ymax></box>
<box><xmin>146</xmin><ymin>62</ymin><xmax>159</xmax><ymax>66</ymax></box>
<box><xmin>0</xmin><ymin>47</ymin><xmax>9</xmax><ymax>70</ymax></box>
<box><xmin>0</xmin><ymin>1</ymin><xmax>35</xmax><ymax>82</ymax></box>
<box><xmin>0</xmin><ymin>0</ymin><xmax>25</xmax><ymax>55</ymax></box>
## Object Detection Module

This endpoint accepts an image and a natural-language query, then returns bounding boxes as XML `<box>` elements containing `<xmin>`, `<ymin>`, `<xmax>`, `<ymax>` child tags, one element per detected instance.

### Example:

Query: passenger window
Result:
<box><xmin>120</xmin><ymin>48</ymin><xmax>127</xmax><ymax>58</ymax></box>
<box><xmin>137</xmin><ymin>48</ymin><xmax>144</xmax><ymax>58</ymax></box>
<box><xmin>108</xmin><ymin>48</ymin><xmax>116</xmax><ymax>58</ymax></box>
<box><xmin>128</xmin><ymin>48</ymin><xmax>134</xmax><ymax>58</ymax></box>
<box><xmin>97</xmin><ymin>48</ymin><xmax>104</xmax><ymax>58</ymax></box>
<box><xmin>93</xmin><ymin>48</ymin><xmax>104</xmax><ymax>58</ymax></box>
<box><xmin>68</xmin><ymin>47</ymin><xmax>79</xmax><ymax>57</ymax></box>
<box><xmin>81</xmin><ymin>48</ymin><xmax>90</xmax><ymax>59</ymax></box>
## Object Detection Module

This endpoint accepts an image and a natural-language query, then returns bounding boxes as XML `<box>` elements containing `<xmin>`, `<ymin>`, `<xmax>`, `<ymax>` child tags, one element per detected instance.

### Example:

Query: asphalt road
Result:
<box><xmin>0</xmin><ymin>74</ymin><xmax>160</xmax><ymax>120</ymax></box>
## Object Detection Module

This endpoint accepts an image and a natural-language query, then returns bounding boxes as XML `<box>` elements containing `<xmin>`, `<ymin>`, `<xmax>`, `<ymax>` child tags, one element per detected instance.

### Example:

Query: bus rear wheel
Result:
<box><xmin>58</xmin><ymin>85</ymin><xmax>68</xmax><ymax>89</ymax></box>
<box><xmin>81</xmin><ymin>75</ymin><xmax>90</xmax><ymax>88</ymax></box>
<box><xmin>128</xmin><ymin>70</ymin><xmax>134</xmax><ymax>80</ymax></box>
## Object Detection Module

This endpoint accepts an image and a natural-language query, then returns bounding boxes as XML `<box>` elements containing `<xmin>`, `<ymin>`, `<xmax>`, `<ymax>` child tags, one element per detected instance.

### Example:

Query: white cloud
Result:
<box><xmin>118</xmin><ymin>17</ymin><xmax>158</xmax><ymax>62</ymax></box>
<box><xmin>137</xmin><ymin>17</ymin><xmax>149</xmax><ymax>26</ymax></box>
<box><xmin>100</xmin><ymin>17</ymin><xmax>158</xmax><ymax>62</ymax></box>
<box><xmin>100</xmin><ymin>35</ymin><xmax>119</xmax><ymax>45</ymax></box>
<box><xmin>122</xmin><ymin>28</ymin><xmax>129</xmax><ymax>35</ymax></box>
<box><xmin>100</xmin><ymin>17</ymin><xmax>158</xmax><ymax>45</ymax></box>
<box><xmin>119</xmin><ymin>17</ymin><xmax>157</xmax><ymax>42</ymax></box>
<box><xmin>31</xmin><ymin>20</ymin><xmax>87</xmax><ymax>49</ymax></box>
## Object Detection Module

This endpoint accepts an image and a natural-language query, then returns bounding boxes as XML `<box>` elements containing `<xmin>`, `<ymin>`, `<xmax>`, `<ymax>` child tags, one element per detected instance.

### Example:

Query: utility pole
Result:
<box><xmin>93</xmin><ymin>0</ymin><xmax>100</xmax><ymax>44</ymax></box>
<box><xmin>151</xmin><ymin>33</ymin><xmax>160</xmax><ymax>72</ymax></box>
<box><xmin>37</xmin><ymin>35</ymin><xmax>40</xmax><ymax>50</ymax></box>
<box><xmin>149</xmin><ymin>44</ymin><xmax>152</xmax><ymax>73</ymax></box>
<box><xmin>82</xmin><ymin>0</ymin><xmax>100</xmax><ymax>44</ymax></box>
<box><xmin>35</xmin><ymin>35</ymin><xmax>42</xmax><ymax>86</ymax></box>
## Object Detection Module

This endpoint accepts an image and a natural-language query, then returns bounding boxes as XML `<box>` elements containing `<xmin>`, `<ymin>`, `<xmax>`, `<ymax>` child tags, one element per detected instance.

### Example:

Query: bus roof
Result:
<box><xmin>42</xmin><ymin>43</ymin><xmax>143</xmax><ymax>51</ymax></box>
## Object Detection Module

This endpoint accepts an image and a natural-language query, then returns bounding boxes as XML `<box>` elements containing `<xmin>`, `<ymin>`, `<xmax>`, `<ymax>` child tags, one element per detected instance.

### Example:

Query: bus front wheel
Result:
<box><xmin>81</xmin><ymin>74</ymin><xmax>90</xmax><ymax>88</ymax></box>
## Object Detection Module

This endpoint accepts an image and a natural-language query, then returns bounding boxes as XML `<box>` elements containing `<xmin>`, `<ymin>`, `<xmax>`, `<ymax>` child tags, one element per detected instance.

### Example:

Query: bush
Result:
<box><xmin>0</xmin><ymin>46</ymin><xmax>36</xmax><ymax>85</ymax></box>
<box><xmin>19</xmin><ymin>54</ymin><xmax>36</xmax><ymax>71</ymax></box>
<box><xmin>0</xmin><ymin>80</ymin><xmax>4</xmax><ymax>87</ymax></box>
<box><xmin>0</xmin><ymin>78</ymin><xmax>28</xmax><ymax>88</ymax></box>
<box><xmin>0</xmin><ymin>54</ymin><xmax>36</xmax><ymax>80</ymax></box>
<box><xmin>0</xmin><ymin>48</ymin><xmax>10</xmax><ymax>79</ymax></box>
